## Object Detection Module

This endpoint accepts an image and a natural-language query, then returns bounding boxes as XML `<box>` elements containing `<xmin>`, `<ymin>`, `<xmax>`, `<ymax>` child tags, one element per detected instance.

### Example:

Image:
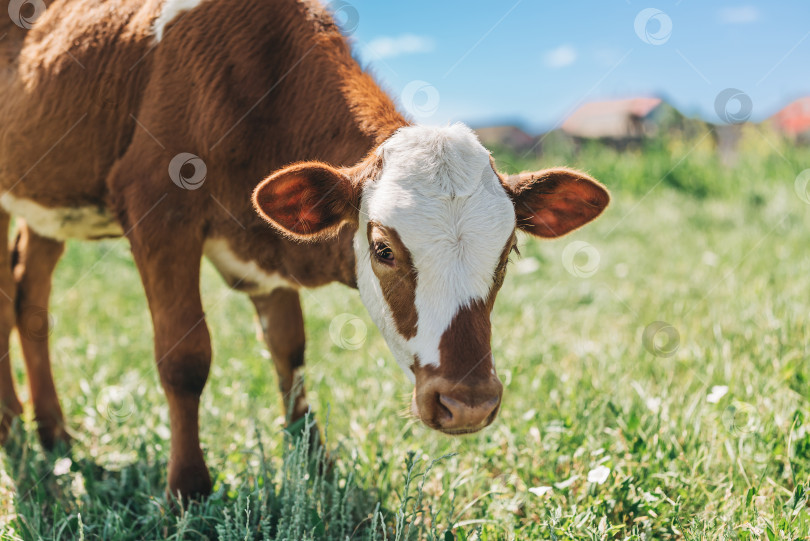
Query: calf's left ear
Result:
<box><xmin>253</xmin><ymin>162</ymin><xmax>360</xmax><ymax>240</ymax></box>
<box><xmin>502</xmin><ymin>168</ymin><xmax>609</xmax><ymax>238</ymax></box>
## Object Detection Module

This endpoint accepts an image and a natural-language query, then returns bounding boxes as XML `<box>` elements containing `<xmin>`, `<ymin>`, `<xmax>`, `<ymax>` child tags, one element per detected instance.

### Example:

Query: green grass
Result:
<box><xmin>2</xmin><ymin>130</ymin><xmax>810</xmax><ymax>539</ymax></box>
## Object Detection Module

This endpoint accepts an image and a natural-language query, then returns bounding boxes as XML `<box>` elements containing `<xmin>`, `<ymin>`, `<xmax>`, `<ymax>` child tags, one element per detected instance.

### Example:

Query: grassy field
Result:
<box><xmin>2</xmin><ymin>128</ymin><xmax>810</xmax><ymax>539</ymax></box>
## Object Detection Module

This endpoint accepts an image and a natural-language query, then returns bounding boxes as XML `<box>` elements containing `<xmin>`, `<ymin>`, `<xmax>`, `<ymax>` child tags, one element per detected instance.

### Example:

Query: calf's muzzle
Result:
<box><xmin>411</xmin><ymin>373</ymin><xmax>503</xmax><ymax>435</ymax></box>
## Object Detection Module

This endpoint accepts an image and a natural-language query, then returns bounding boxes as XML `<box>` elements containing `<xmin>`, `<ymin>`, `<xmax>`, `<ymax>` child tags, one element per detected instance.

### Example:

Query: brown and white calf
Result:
<box><xmin>0</xmin><ymin>0</ymin><xmax>609</xmax><ymax>498</ymax></box>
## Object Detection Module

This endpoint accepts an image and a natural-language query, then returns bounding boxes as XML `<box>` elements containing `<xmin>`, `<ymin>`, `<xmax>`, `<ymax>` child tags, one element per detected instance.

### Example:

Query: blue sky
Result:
<box><xmin>343</xmin><ymin>1</ymin><xmax>810</xmax><ymax>133</ymax></box>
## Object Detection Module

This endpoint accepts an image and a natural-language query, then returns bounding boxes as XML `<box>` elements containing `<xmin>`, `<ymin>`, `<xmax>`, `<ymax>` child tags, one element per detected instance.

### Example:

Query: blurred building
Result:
<box><xmin>474</xmin><ymin>125</ymin><xmax>536</xmax><ymax>153</ymax></box>
<box><xmin>561</xmin><ymin>97</ymin><xmax>664</xmax><ymax>142</ymax></box>
<box><xmin>770</xmin><ymin>97</ymin><xmax>810</xmax><ymax>142</ymax></box>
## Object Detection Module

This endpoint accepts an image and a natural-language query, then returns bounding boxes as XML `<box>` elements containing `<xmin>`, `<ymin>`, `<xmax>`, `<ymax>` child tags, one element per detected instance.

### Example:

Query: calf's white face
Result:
<box><xmin>354</xmin><ymin>125</ymin><xmax>515</xmax><ymax>376</ymax></box>
<box><xmin>253</xmin><ymin>123</ymin><xmax>609</xmax><ymax>434</ymax></box>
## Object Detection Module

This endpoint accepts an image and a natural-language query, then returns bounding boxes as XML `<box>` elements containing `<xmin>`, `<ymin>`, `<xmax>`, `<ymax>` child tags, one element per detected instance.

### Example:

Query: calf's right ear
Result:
<box><xmin>502</xmin><ymin>167</ymin><xmax>609</xmax><ymax>238</ymax></box>
<box><xmin>253</xmin><ymin>162</ymin><xmax>360</xmax><ymax>240</ymax></box>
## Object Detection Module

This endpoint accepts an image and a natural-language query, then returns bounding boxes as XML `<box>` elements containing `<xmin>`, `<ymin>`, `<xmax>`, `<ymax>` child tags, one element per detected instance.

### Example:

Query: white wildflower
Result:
<box><xmin>528</xmin><ymin>486</ymin><xmax>553</xmax><ymax>497</ymax></box>
<box><xmin>587</xmin><ymin>465</ymin><xmax>611</xmax><ymax>484</ymax></box>
<box><xmin>53</xmin><ymin>457</ymin><xmax>72</xmax><ymax>476</ymax></box>
<box><xmin>707</xmin><ymin>385</ymin><xmax>728</xmax><ymax>404</ymax></box>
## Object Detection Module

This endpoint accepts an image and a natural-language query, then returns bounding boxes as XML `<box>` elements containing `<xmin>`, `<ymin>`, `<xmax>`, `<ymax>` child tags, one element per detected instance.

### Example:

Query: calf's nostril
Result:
<box><xmin>437</xmin><ymin>394</ymin><xmax>459</xmax><ymax>421</ymax></box>
<box><xmin>438</xmin><ymin>393</ymin><xmax>463</xmax><ymax>409</ymax></box>
<box><xmin>481</xmin><ymin>396</ymin><xmax>499</xmax><ymax>413</ymax></box>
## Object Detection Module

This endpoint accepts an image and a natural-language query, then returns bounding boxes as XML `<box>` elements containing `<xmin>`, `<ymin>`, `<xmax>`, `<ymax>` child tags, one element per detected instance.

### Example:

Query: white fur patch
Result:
<box><xmin>354</xmin><ymin>124</ymin><xmax>515</xmax><ymax>375</ymax></box>
<box><xmin>0</xmin><ymin>192</ymin><xmax>123</xmax><ymax>240</ymax></box>
<box><xmin>153</xmin><ymin>0</ymin><xmax>207</xmax><ymax>42</ymax></box>
<box><xmin>204</xmin><ymin>238</ymin><xmax>295</xmax><ymax>295</ymax></box>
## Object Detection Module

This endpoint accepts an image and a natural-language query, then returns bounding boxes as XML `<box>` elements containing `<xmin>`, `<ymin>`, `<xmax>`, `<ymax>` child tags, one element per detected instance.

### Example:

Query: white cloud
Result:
<box><xmin>718</xmin><ymin>6</ymin><xmax>760</xmax><ymax>24</ymax></box>
<box><xmin>365</xmin><ymin>34</ymin><xmax>435</xmax><ymax>60</ymax></box>
<box><xmin>544</xmin><ymin>45</ymin><xmax>577</xmax><ymax>69</ymax></box>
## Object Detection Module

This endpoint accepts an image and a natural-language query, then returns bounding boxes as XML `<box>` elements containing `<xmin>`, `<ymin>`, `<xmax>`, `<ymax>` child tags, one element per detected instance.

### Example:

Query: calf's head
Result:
<box><xmin>253</xmin><ymin>124</ymin><xmax>608</xmax><ymax>434</ymax></box>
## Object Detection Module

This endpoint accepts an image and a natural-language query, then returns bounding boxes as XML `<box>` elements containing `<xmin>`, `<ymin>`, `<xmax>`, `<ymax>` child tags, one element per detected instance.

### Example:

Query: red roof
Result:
<box><xmin>562</xmin><ymin>98</ymin><xmax>662</xmax><ymax>138</ymax></box>
<box><xmin>771</xmin><ymin>97</ymin><xmax>810</xmax><ymax>136</ymax></box>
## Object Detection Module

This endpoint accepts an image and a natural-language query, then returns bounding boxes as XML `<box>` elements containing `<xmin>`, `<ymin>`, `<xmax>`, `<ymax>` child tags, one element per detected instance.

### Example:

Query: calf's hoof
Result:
<box><xmin>0</xmin><ymin>406</ymin><xmax>23</xmax><ymax>445</ymax></box>
<box><xmin>167</xmin><ymin>461</ymin><xmax>213</xmax><ymax>503</ymax></box>
<box><xmin>285</xmin><ymin>415</ymin><xmax>323</xmax><ymax>449</ymax></box>
<box><xmin>285</xmin><ymin>418</ymin><xmax>336</xmax><ymax>476</ymax></box>
<box><xmin>37</xmin><ymin>421</ymin><xmax>72</xmax><ymax>452</ymax></box>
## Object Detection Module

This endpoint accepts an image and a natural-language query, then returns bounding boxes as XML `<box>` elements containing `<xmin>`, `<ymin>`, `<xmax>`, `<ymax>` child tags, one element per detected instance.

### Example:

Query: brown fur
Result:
<box><xmin>13</xmin><ymin>223</ymin><xmax>69</xmax><ymax>449</ymax></box>
<box><xmin>251</xmin><ymin>288</ymin><xmax>309</xmax><ymax>422</ymax></box>
<box><xmin>0</xmin><ymin>0</ymin><xmax>608</xmax><ymax>498</ymax></box>
<box><xmin>253</xmin><ymin>162</ymin><xmax>360</xmax><ymax>238</ymax></box>
<box><xmin>0</xmin><ymin>214</ymin><xmax>22</xmax><ymax>443</ymax></box>
<box><xmin>0</xmin><ymin>0</ymin><xmax>406</xmax><ymax>499</ymax></box>
<box><xmin>407</xmin><ymin>235</ymin><xmax>514</xmax><ymax>432</ymax></box>
<box><xmin>489</xmin><ymin>156</ymin><xmax>610</xmax><ymax>239</ymax></box>
<box><xmin>503</xmin><ymin>168</ymin><xmax>610</xmax><ymax>238</ymax></box>
<box><xmin>252</xmin><ymin>149</ymin><xmax>383</xmax><ymax>242</ymax></box>
<box><xmin>367</xmin><ymin>222</ymin><xmax>418</xmax><ymax>339</ymax></box>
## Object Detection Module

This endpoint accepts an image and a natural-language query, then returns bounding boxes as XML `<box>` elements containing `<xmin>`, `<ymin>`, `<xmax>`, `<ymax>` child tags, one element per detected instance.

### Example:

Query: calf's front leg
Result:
<box><xmin>129</xmin><ymin>228</ymin><xmax>212</xmax><ymax>499</ymax></box>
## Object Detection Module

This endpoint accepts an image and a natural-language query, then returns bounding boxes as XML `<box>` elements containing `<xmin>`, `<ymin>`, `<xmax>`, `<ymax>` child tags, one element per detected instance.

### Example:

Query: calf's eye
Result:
<box><xmin>373</xmin><ymin>241</ymin><xmax>395</xmax><ymax>263</ymax></box>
